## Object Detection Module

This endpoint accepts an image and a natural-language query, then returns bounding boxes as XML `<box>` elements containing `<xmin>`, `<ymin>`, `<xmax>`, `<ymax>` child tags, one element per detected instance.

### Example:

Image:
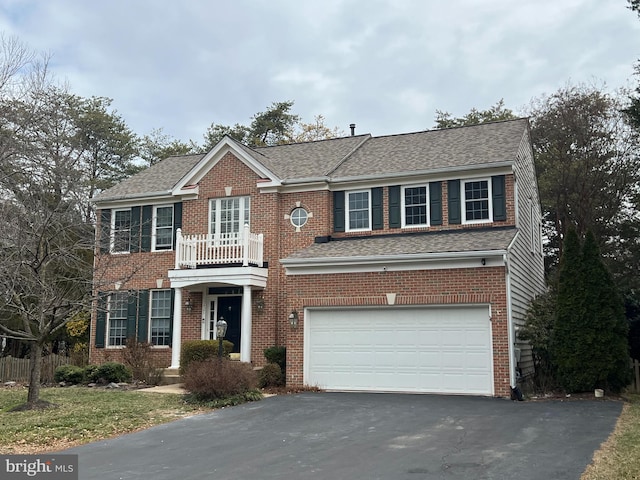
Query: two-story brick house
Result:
<box><xmin>91</xmin><ymin>118</ymin><xmax>545</xmax><ymax>397</ymax></box>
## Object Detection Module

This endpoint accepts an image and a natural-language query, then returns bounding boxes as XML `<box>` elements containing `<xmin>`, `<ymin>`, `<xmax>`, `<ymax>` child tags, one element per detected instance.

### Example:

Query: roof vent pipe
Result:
<box><xmin>350</xmin><ymin>123</ymin><xmax>356</xmax><ymax>136</ymax></box>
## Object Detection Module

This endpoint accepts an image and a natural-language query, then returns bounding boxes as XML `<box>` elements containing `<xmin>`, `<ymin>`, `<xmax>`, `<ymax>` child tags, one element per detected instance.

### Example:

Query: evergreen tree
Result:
<box><xmin>551</xmin><ymin>228</ymin><xmax>630</xmax><ymax>392</ymax></box>
<box><xmin>580</xmin><ymin>231</ymin><xmax>630</xmax><ymax>391</ymax></box>
<box><xmin>551</xmin><ymin>227</ymin><xmax>585</xmax><ymax>391</ymax></box>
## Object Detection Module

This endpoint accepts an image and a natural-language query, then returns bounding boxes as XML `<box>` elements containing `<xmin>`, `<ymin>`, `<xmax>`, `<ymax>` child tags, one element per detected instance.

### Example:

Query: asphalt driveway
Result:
<box><xmin>65</xmin><ymin>392</ymin><xmax>622</xmax><ymax>480</ymax></box>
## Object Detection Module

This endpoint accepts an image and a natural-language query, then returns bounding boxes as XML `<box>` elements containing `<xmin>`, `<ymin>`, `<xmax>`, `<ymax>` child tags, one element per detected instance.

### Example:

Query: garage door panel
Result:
<box><xmin>305</xmin><ymin>307</ymin><xmax>493</xmax><ymax>395</ymax></box>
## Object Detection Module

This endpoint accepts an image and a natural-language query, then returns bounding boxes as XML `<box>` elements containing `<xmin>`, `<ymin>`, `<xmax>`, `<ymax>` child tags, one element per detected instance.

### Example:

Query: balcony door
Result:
<box><xmin>209</xmin><ymin>197</ymin><xmax>250</xmax><ymax>245</ymax></box>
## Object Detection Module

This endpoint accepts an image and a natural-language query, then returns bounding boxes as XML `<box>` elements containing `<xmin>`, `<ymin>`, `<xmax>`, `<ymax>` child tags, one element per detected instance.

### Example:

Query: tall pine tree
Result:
<box><xmin>552</xmin><ymin>228</ymin><xmax>630</xmax><ymax>392</ymax></box>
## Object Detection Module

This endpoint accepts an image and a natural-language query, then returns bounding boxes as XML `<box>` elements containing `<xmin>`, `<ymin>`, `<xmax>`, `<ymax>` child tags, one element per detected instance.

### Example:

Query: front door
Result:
<box><xmin>217</xmin><ymin>296</ymin><xmax>241</xmax><ymax>353</ymax></box>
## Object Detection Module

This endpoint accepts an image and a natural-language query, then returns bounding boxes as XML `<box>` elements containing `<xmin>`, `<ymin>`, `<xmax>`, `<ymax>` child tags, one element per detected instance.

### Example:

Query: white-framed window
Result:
<box><xmin>209</xmin><ymin>196</ymin><xmax>250</xmax><ymax>243</ymax></box>
<box><xmin>402</xmin><ymin>185</ymin><xmax>429</xmax><ymax>227</ymax></box>
<box><xmin>111</xmin><ymin>209</ymin><xmax>132</xmax><ymax>253</ymax></box>
<box><xmin>347</xmin><ymin>190</ymin><xmax>371</xmax><ymax>231</ymax></box>
<box><xmin>107</xmin><ymin>292</ymin><xmax>128</xmax><ymax>347</ymax></box>
<box><xmin>290</xmin><ymin>207</ymin><xmax>308</xmax><ymax>228</ymax></box>
<box><xmin>152</xmin><ymin>205</ymin><xmax>174</xmax><ymax>251</ymax></box>
<box><xmin>150</xmin><ymin>290</ymin><xmax>171</xmax><ymax>346</ymax></box>
<box><xmin>462</xmin><ymin>179</ymin><xmax>492</xmax><ymax>224</ymax></box>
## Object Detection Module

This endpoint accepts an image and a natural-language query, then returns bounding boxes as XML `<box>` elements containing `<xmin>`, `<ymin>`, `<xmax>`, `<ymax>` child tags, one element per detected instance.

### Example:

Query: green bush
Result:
<box><xmin>263</xmin><ymin>346</ymin><xmax>286</xmax><ymax>372</ymax></box>
<box><xmin>183</xmin><ymin>359</ymin><xmax>257</xmax><ymax>401</ymax></box>
<box><xmin>54</xmin><ymin>365</ymin><xmax>86</xmax><ymax>384</ymax></box>
<box><xmin>258</xmin><ymin>363</ymin><xmax>284</xmax><ymax>388</ymax></box>
<box><xmin>83</xmin><ymin>364</ymin><xmax>99</xmax><ymax>381</ymax></box>
<box><xmin>180</xmin><ymin>340</ymin><xmax>233</xmax><ymax>375</ymax></box>
<box><xmin>88</xmin><ymin>362</ymin><xmax>132</xmax><ymax>384</ymax></box>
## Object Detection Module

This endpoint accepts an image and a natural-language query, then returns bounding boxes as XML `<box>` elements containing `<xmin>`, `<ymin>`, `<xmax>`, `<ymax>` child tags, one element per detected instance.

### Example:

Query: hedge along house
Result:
<box><xmin>90</xmin><ymin>118</ymin><xmax>545</xmax><ymax>397</ymax></box>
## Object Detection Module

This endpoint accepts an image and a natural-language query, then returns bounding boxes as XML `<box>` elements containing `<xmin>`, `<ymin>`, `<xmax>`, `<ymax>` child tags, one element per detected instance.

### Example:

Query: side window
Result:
<box><xmin>347</xmin><ymin>190</ymin><xmax>371</xmax><ymax>231</ymax></box>
<box><xmin>107</xmin><ymin>292</ymin><xmax>128</xmax><ymax>347</ymax></box>
<box><xmin>150</xmin><ymin>290</ymin><xmax>172</xmax><ymax>346</ymax></box>
<box><xmin>402</xmin><ymin>185</ymin><xmax>428</xmax><ymax>227</ymax></box>
<box><xmin>152</xmin><ymin>205</ymin><xmax>174</xmax><ymax>251</ymax></box>
<box><xmin>111</xmin><ymin>209</ymin><xmax>132</xmax><ymax>253</ymax></box>
<box><xmin>462</xmin><ymin>179</ymin><xmax>492</xmax><ymax>224</ymax></box>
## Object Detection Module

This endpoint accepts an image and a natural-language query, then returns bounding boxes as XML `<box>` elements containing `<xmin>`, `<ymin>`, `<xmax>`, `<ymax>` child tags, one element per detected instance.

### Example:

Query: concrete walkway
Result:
<box><xmin>136</xmin><ymin>384</ymin><xmax>187</xmax><ymax>394</ymax></box>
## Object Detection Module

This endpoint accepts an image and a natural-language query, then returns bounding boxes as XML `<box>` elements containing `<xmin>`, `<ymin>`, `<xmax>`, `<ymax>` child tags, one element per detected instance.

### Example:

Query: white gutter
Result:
<box><xmin>91</xmin><ymin>190</ymin><xmax>172</xmax><ymax>203</ymax></box>
<box><xmin>281</xmin><ymin>249</ymin><xmax>507</xmax><ymax>268</ymax></box>
<box><xmin>328</xmin><ymin>161</ymin><xmax>514</xmax><ymax>185</ymax></box>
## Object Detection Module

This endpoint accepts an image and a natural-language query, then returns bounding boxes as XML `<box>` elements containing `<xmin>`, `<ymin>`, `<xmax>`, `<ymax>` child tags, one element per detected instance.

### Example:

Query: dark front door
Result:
<box><xmin>218</xmin><ymin>296</ymin><xmax>241</xmax><ymax>353</ymax></box>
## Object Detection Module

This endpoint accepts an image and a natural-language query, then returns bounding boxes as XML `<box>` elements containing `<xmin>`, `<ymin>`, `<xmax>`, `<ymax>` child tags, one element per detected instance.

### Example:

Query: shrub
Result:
<box><xmin>258</xmin><ymin>363</ymin><xmax>284</xmax><ymax>388</ymax></box>
<box><xmin>83</xmin><ymin>364</ymin><xmax>99</xmax><ymax>382</ymax></box>
<box><xmin>88</xmin><ymin>362</ymin><xmax>132</xmax><ymax>384</ymax></box>
<box><xmin>54</xmin><ymin>365</ymin><xmax>85</xmax><ymax>384</ymax></box>
<box><xmin>180</xmin><ymin>340</ymin><xmax>234</xmax><ymax>375</ymax></box>
<box><xmin>263</xmin><ymin>346</ymin><xmax>286</xmax><ymax>372</ymax></box>
<box><xmin>183</xmin><ymin>359</ymin><xmax>257</xmax><ymax>401</ymax></box>
<box><xmin>122</xmin><ymin>338</ymin><xmax>164</xmax><ymax>385</ymax></box>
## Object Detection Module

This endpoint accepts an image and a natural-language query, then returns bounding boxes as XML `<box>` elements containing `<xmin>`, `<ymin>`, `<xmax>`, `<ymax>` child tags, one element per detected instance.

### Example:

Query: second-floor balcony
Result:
<box><xmin>175</xmin><ymin>225</ymin><xmax>264</xmax><ymax>269</ymax></box>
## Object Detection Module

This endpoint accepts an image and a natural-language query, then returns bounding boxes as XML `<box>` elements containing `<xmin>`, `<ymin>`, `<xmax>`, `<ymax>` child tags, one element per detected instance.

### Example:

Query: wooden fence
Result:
<box><xmin>0</xmin><ymin>354</ymin><xmax>70</xmax><ymax>384</ymax></box>
<box><xmin>628</xmin><ymin>359</ymin><xmax>640</xmax><ymax>394</ymax></box>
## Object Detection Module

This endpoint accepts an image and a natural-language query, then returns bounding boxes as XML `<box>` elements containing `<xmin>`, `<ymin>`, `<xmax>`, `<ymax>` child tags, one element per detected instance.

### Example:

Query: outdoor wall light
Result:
<box><xmin>184</xmin><ymin>297</ymin><xmax>193</xmax><ymax>312</ymax></box>
<box><xmin>288</xmin><ymin>310</ymin><xmax>299</xmax><ymax>328</ymax></box>
<box><xmin>255</xmin><ymin>296</ymin><xmax>265</xmax><ymax>312</ymax></box>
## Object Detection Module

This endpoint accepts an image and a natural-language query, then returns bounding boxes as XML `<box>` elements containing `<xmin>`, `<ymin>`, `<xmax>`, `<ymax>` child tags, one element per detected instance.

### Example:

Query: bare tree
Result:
<box><xmin>0</xmin><ymin>35</ymin><xmax>143</xmax><ymax>408</ymax></box>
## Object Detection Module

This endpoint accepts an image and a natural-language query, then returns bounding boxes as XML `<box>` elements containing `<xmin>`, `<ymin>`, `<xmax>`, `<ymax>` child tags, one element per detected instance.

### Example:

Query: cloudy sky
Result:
<box><xmin>1</xmin><ymin>0</ymin><xmax>638</xmax><ymax>144</ymax></box>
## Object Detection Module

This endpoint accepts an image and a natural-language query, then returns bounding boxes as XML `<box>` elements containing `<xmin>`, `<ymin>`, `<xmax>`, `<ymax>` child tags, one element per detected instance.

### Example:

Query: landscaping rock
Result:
<box><xmin>87</xmin><ymin>383</ymin><xmax>97</xmax><ymax>388</ymax></box>
<box><xmin>4</xmin><ymin>381</ymin><xmax>16</xmax><ymax>387</ymax></box>
<box><xmin>106</xmin><ymin>382</ymin><xmax>120</xmax><ymax>389</ymax></box>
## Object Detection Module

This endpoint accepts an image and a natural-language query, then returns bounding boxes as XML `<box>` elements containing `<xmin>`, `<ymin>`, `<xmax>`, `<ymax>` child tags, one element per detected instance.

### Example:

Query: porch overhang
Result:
<box><xmin>168</xmin><ymin>266</ymin><xmax>268</xmax><ymax>289</ymax></box>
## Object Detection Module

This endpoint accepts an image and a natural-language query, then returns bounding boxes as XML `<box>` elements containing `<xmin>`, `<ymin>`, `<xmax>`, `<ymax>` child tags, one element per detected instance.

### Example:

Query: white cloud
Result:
<box><xmin>0</xmin><ymin>0</ymin><xmax>637</xmax><ymax>141</ymax></box>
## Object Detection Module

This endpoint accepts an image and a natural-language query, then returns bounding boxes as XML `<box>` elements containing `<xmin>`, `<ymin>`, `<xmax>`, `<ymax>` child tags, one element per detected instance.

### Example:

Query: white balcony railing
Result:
<box><xmin>175</xmin><ymin>225</ymin><xmax>264</xmax><ymax>269</ymax></box>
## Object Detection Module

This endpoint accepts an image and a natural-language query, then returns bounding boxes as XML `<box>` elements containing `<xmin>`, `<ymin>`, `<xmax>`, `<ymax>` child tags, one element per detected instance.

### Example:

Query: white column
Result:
<box><xmin>240</xmin><ymin>285</ymin><xmax>252</xmax><ymax>363</ymax></box>
<box><xmin>170</xmin><ymin>287</ymin><xmax>183</xmax><ymax>369</ymax></box>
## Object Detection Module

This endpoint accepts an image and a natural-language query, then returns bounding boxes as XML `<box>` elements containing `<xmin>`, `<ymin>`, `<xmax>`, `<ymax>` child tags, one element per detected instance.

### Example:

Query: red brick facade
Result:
<box><xmin>92</xmin><ymin>146</ymin><xmax>519</xmax><ymax>398</ymax></box>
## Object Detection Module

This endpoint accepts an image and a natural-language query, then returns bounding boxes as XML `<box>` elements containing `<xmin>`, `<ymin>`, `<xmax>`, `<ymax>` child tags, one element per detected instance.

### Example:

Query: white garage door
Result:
<box><xmin>305</xmin><ymin>306</ymin><xmax>493</xmax><ymax>395</ymax></box>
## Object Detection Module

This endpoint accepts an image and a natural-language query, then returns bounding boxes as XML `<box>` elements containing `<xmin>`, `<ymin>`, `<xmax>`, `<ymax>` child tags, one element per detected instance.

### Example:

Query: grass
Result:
<box><xmin>582</xmin><ymin>394</ymin><xmax>640</xmax><ymax>480</ymax></box>
<box><xmin>0</xmin><ymin>386</ymin><xmax>211</xmax><ymax>454</ymax></box>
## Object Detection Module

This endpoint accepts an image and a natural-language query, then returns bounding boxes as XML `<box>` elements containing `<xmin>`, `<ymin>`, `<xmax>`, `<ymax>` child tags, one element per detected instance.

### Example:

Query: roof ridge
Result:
<box><xmin>323</xmin><ymin>134</ymin><xmax>372</xmax><ymax>176</ymax></box>
<box><xmin>365</xmin><ymin>117</ymin><xmax>529</xmax><ymax>141</ymax></box>
<box><xmin>252</xmin><ymin>133</ymin><xmax>371</xmax><ymax>150</ymax></box>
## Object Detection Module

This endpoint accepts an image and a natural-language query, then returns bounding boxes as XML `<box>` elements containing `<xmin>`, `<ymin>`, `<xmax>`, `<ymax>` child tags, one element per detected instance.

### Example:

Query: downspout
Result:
<box><xmin>503</xmin><ymin>252</ymin><xmax>516</xmax><ymax>391</ymax></box>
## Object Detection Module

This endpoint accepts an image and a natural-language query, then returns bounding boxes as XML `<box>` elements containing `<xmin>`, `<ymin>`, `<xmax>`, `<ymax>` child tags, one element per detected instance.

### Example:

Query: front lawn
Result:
<box><xmin>0</xmin><ymin>386</ymin><xmax>209</xmax><ymax>454</ymax></box>
<box><xmin>582</xmin><ymin>394</ymin><xmax>640</xmax><ymax>479</ymax></box>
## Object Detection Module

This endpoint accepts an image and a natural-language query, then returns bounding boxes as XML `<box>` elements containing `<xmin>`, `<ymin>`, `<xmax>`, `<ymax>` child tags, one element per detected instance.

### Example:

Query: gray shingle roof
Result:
<box><xmin>282</xmin><ymin>227</ymin><xmax>518</xmax><ymax>262</ymax></box>
<box><xmin>92</xmin><ymin>119</ymin><xmax>528</xmax><ymax>203</ymax></box>
<box><xmin>329</xmin><ymin>119</ymin><xmax>528</xmax><ymax>179</ymax></box>
<box><xmin>92</xmin><ymin>154</ymin><xmax>204</xmax><ymax>202</ymax></box>
<box><xmin>250</xmin><ymin>135</ymin><xmax>369</xmax><ymax>180</ymax></box>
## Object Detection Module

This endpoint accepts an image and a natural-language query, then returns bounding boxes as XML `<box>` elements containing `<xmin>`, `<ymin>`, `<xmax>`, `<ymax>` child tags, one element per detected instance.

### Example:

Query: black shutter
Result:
<box><xmin>173</xmin><ymin>202</ymin><xmax>182</xmax><ymax>249</ymax></box>
<box><xmin>99</xmin><ymin>210</ymin><xmax>111</xmax><ymax>254</ymax></box>
<box><xmin>168</xmin><ymin>289</ymin><xmax>175</xmax><ymax>347</ymax></box>
<box><xmin>95</xmin><ymin>293</ymin><xmax>107</xmax><ymax>348</ymax></box>
<box><xmin>333</xmin><ymin>191</ymin><xmax>345</xmax><ymax>232</ymax></box>
<box><xmin>141</xmin><ymin>206</ymin><xmax>153</xmax><ymax>252</ymax></box>
<box><xmin>492</xmin><ymin>175</ymin><xmax>507</xmax><ymax>221</ymax></box>
<box><xmin>130</xmin><ymin>206</ymin><xmax>141</xmax><ymax>253</ymax></box>
<box><xmin>371</xmin><ymin>187</ymin><xmax>383</xmax><ymax>230</ymax></box>
<box><xmin>448</xmin><ymin>179</ymin><xmax>461</xmax><ymax>225</ymax></box>
<box><xmin>388</xmin><ymin>186</ymin><xmax>401</xmax><ymax>228</ymax></box>
<box><xmin>126</xmin><ymin>291</ymin><xmax>138</xmax><ymax>342</ymax></box>
<box><xmin>430</xmin><ymin>181</ymin><xmax>443</xmax><ymax>226</ymax></box>
<box><xmin>137</xmin><ymin>290</ymin><xmax>149</xmax><ymax>343</ymax></box>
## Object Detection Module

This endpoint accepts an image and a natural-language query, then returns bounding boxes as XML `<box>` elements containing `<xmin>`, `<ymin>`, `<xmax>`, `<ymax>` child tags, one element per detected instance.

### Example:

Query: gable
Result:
<box><xmin>173</xmin><ymin>136</ymin><xmax>282</xmax><ymax>195</ymax></box>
